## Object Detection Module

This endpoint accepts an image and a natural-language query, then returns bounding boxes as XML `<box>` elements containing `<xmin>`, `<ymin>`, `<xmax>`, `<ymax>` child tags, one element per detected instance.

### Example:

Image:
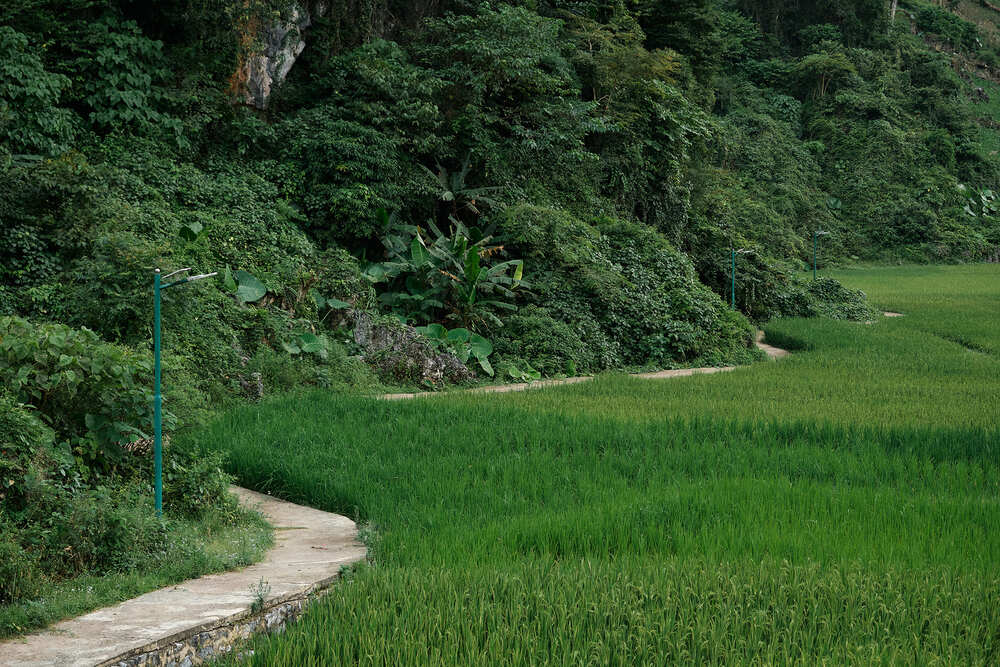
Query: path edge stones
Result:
<box><xmin>102</xmin><ymin>582</ymin><xmax>331</xmax><ymax>667</ymax></box>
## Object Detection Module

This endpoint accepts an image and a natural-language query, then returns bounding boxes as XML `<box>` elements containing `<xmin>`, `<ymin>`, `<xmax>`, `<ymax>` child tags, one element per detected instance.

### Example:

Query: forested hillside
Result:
<box><xmin>3</xmin><ymin>0</ymin><xmax>1000</xmax><ymax>438</ymax></box>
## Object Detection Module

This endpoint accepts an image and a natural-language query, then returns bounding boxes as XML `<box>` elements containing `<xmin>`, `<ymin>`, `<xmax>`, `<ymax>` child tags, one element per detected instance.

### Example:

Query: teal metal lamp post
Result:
<box><xmin>730</xmin><ymin>247</ymin><xmax>753</xmax><ymax>310</ymax></box>
<box><xmin>813</xmin><ymin>230</ymin><xmax>830</xmax><ymax>281</ymax></box>
<box><xmin>153</xmin><ymin>267</ymin><xmax>216</xmax><ymax>517</ymax></box>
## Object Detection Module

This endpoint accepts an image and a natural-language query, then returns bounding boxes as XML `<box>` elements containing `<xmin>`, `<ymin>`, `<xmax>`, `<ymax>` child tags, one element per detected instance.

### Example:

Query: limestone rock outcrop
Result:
<box><xmin>237</xmin><ymin>2</ymin><xmax>327</xmax><ymax>109</ymax></box>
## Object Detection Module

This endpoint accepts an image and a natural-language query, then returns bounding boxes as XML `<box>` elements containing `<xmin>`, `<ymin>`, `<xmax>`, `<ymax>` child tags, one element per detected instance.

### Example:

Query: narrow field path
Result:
<box><xmin>0</xmin><ymin>488</ymin><xmax>366</xmax><ymax>667</ymax></box>
<box><xmin>383</xmin><ymin>331</ymin><xmax>789</xmax><ymax>400</ymax></box>
<box><xmin>0</xmin><ymin>331</ymin><xmax>791</xmax><ymax>665</ymax></box>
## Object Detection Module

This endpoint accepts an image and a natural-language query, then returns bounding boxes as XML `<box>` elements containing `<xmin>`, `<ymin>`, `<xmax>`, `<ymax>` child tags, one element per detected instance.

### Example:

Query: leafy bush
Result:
<box><xmin>367</xmin><ymin>214</ymin><xmax>524</xmax><ymax>329</ymax></box>
<box><xmin>313</xmin><ymin>247</ymin><xmax>377</xmax><ymax>314</ymax></box>
<box><xmin>916</xmin><ymin>7</ymin><xmax>979</xmax><ymax>51</ymax></box>
<box><xmin>12</xmin><ymin>482</ymin><xmax>166</xmax><ymax>576</ymax></box>
<box><xmin>0</xmin><ymin>316</ymin><xmax>162</xmax><ymax>472</ymax></box>
<box><xmin>78</xmin><ymin>17</ymin><xmax>181</xmax><ymax>139</ymax></box>
<box><xmin>0</xmin><ymin>523</ymin><xmax>41</xmax><ymax>604</ymax></box>
<box><xmin>0</xmin><ymin>153</ymin><xmax>108</xmax><ymax>291</ymax></box>
<box><xmin>498</xmin><ymin>205</ymin><xmax>756</xmax><ymax>367</ymax></box>
<box><xmin>163</xmin><ymin>447</ymin><xmax>235</xmax><ymax>519</ymax></box>
<box><xmin>0</xmin><ymin>395</ymin><xmax>58</xmax><ymax>514</ymax></box>
<box><xmin>0</xmin><ymin>398</ymin><xmax>172</xmax><ymax>586</ymax></box>
<box><xmin>803</xmin><ymin>277</ymin><xmax>877</xmax><ymax>321</ymax></box>
<box><xmin>493</xmin><ymin>306</ymin><xmax>594</xmax><ymax>376</ymax></box>
<box><xmin>925</xmin><ymin>129</ymin><xmax>956</xmax><ymax>170</ymax></box>
<box><xmin>0</xmin><ymin>141</ymin><xmax>381</xmax><ymax>424</ymax></box>
<box><xmin>798</xmin><ymin>24</ymin><xmax>843</xmax><ymax>51</ymax></box>
<box><xmin>279</xmin><ymin>113</ymin><xmax>413</xmax><ymax>242</ymax></box>
<box><xmin>412</xmin><ymin>4</ymin><xmax>597</xmax><ymax>206</ymax></box>
<box><xmin>0</xmin><ymin>26</ymin><xmax>75</xmax><ymax>156</ymax></box>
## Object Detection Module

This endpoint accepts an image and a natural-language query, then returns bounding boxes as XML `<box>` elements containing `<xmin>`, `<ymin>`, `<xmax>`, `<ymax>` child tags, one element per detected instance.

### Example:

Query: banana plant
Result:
<box><xmin>365</xmin><ymin>210</ymin><xmax>526</xmax><ymax>329</ymax></box>
<box><xmin>420</xmin><ymin>152</ymin><xmax>502</xmax><ymax>225</ymax></box>
<box><xmin>416</xmin><ymin>323</ymin><xmax>495</xmax><ymax>376</ymax></box>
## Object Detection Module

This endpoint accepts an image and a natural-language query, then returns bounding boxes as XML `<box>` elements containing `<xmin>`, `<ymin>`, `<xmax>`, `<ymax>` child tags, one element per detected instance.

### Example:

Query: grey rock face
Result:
<box><xmin>352</xmin><ymin>311</ymin><xmax>474</xmax><ymax>385</ymax></box>
<box><xmin>243</xmin><ymin>2</ymin><xmax>327</xmax><ymax>109</ymax></box>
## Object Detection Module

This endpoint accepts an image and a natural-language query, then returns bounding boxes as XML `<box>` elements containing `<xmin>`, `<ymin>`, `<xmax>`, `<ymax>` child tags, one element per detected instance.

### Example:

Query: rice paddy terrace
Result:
<box><xmin>189</xmin><ymin>264</ymin><xmax>999</xmax><ymax>665</ymax></box>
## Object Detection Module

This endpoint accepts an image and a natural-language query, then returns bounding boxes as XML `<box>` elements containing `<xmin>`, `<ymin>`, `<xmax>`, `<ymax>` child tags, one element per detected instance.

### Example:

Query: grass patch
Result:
<box><xmin>831</xmin><ymin>263</ymin><xmax>1000</xmax><ymax>355</ymax></box>
<box><xmin>0</xmin><ymin>500</ymin><xmax>271</xmax><ymax>639</ymax></box>
<box><xmin>197</xmin><ymin>265</ymin><xmax>998</xmax><ymax>664</ymax></box>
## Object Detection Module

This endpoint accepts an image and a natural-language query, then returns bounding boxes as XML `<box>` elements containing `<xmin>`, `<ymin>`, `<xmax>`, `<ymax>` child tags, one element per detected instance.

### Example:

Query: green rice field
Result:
<box><xmin>190</xmin><ymin>264</ymin><xmax>1000</xmax><ymax>665</ymax></box>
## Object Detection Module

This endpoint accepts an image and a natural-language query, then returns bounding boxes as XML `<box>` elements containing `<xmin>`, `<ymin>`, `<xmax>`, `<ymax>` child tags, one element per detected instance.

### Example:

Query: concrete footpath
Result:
<box><xmin>0</xmin><ymin>488</ymin><xmax>366</xmax><ymax>667</ymax></box>
<box><xmin>0</xmin><ymin>331</ymin><xmax>794</xmax><ymax>666</ymax></box>
<box><xmin>383</xmin><ymin>330</ymin><xmax>789</xmax><ymax>399</ymax></box>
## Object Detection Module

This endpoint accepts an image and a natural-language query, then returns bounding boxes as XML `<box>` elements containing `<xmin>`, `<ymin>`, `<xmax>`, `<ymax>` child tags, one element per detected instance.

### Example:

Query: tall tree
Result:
<box><xmin>634</xmin><ymin>0</ymin><xmax>722</xmax><ymax>80</ymax></box>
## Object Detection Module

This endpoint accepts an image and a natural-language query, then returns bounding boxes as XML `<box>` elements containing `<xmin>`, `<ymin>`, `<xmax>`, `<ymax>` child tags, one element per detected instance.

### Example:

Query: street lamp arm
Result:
<box><xmin>162</xmin><ymin>272</ymin><xmax>218</xmax><ymax>290</ymax></box>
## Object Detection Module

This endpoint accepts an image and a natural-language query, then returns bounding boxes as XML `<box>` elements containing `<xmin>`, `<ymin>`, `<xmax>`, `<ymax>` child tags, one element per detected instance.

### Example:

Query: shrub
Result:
<box><xmin>0</xmin><ymin>153</ymin><xmax>107</xmax><ymax>291</ymax></box>
<box><xmin>0</xmin><ymin>142</ymin><xmax>382</xmax><ymax>423</ymax></box>
<box><xmin>17</xmin><ymin>483</ymin><xmax>166</xmax><ymax>576</ymax></box>
<box><xmin>925</xmin><ymin>129</ymin><xmax>956</xmax><ymax>170</ymax></box>
<box><xmin>314</xmin><ymin>246</ymin><xmax>377</xmax><ymax>314</ymax></box>
<box><xmin>367</xmin><ymin>215</ymin><xmax>524</xmax><ymax>329</ymax></box>
<box><xmin>0</xmin><ymin>316</ymin><xmax>165</xmax><ymax>472</ymax></box>
<box><xmin>767</xmin><ymin>277</ymin><xmax>875</xmax><ymax>322</ymax></box>
<box><xmin>493</xmin><ymin>306</ymin><xmax>595</xmax><ymax>376</ymax></box>
<box><xmin>163</xmin><ymin>447</ymin><xmax>235</xmax><ymax>519</ymax></box>
<box><xmin>78</xmin><ymin>17</ymin><xmax>181</xmax><ymax>140</ymax></box>
<box><xmin>280</xmin><ymin>113</ymin><xmax>411</xmax><ymax>242</ymax></box>
<box><xmin>915</xmin><ymin>7</ymin><xmax>978</xmax><ymax>51</ymax></box>
<box><xmin>0</xmin><ymin>26</ymin><xmax>75</xmax><ymax>156</ymax></box>
<box><xmin>498</xmin><ymin>205</ymin><xmax>756</xmax><ymax>367</ymax></box>
<box><xmin>0</xmin><ymin>400</ymin><xmax>233</xmax><ymax>586</ymax></box>
<box><xmin>805</xmin><ymin>277</ymin><xmax>877</xmax><ymax>320</ymax></box>
<box><xmin>0</xmin><ymin>395</ymin><xmax>58</xmax><ymax>514</ymax></box>
<box><xmin>0</xmin><ymin>524</ymin><xmax>41</xmax><ymax>604</ymax></box>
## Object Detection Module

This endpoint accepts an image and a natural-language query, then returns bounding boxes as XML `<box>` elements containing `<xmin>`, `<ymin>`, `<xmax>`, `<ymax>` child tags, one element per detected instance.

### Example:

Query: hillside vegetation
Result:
<box><xmin>4</xmin><ymin>1</ymin><xmax>999</xmax><ymax>409</ymax></box>
<box><xmin>7</xmin><ymin>0</ymin><xmax>1000</xmax><ymax>414</ymax></box>
<box><xmin>2</xmin><ymin>0</ymin><xmax>1000</xmax><ymax>622</ymax></box>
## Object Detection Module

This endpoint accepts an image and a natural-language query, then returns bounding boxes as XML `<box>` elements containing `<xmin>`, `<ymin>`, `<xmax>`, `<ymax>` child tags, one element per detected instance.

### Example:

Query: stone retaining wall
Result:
<box><xmin>104</xmin><ymin>588</ymin><xmax>330</xmax><ymax>667</ymax></box>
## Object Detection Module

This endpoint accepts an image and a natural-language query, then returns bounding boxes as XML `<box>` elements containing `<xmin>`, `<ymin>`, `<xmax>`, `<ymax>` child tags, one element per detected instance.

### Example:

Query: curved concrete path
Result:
<box><xmin>753</xmin><ymin>330</ymin><xmax>791</xmax><ymax>360</ymax></box>
<box><xmin>383</xmin><ymin>331</ymin><xmax>789</xmax><ymax>400</ymax></box>
<box><xmin>0</xmin><ymin>488</ymin><xmax>366</xmax><ymax>667</ymax></box>
<box><xmin>1</xmin><ymin>331</ymin><xmax>793</xmax><ymax>664</ymax></box>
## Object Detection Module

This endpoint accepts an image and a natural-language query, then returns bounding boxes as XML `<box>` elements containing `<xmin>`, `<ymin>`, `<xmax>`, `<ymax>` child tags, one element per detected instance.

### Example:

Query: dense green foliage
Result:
<box><xmin>200</xmin><ymin>266</ymin><xmax>998</xmax><ymax>664</ymax></box>
<box><xmin>10</xmin><ymin>0</ymin><xmax>995</xmax><ymax>407</ymax></box>
<box><xmin>7</xmin><ymin>0</ymin><xmax>949</xmax><ymax>408</ymax></box>
<box><xmin>0</xmin><ymin>316</ymin><xmax>158</xmax><ymax>472</ymax></box>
